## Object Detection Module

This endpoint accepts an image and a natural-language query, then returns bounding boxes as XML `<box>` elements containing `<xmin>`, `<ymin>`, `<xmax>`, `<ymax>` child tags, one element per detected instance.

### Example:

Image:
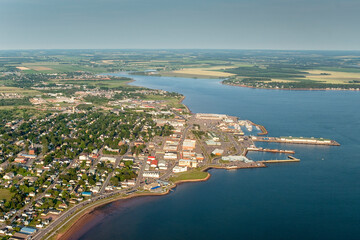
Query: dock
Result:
<box><xmin>252</xmin><ymin>136</ymin><xmax>340</xmax><ymax>146</ymax></box>
<box><xmin>259</xmin><ymin>155</ymin><xmax>300</xmax><ymax>163</ymax></box>
<box><xmin>246</xmin><ymin>147</ymin><xmax>295</xmax><ymax>154</ymax></box>
<box><xmin>248</xmin><ymin>121</ymin><xmax>268</xmax><ymax>135</ymax></box>
<box><xmin>260</xmin><ymin>159</ymin><xmax>300</xmax><ymax>163</ymax></box>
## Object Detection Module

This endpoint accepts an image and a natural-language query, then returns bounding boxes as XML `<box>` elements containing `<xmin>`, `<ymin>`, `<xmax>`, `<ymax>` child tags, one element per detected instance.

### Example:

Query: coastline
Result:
<box><xmin>221</xmin><ymin>82</ymin><xmax>360</xmax><ymax>91</ymax></box>
<box><xmin>179</xmin><ymin>95</ymin><xmax>191</xmax><ymax>113</ymax></box>
<box><xmin>55</xmin><ymin>172</ymin><xmax>211</xmax><ymax>240</ymax></box>
<box><xmin>55</xmin><ymin>162</ymin><xmax>265</xmax><ymax>240</ymax></box>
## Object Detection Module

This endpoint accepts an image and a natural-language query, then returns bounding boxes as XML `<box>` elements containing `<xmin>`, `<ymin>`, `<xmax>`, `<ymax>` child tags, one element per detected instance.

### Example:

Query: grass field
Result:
<box><xmin>169</xmin><ymin>168</ymin><xmax>208</xmax><ymax>182</ymax></box>
<box><xmin>143</xmin><ymin>95</ymin><xmax>183</xmax><ymax>108</ymax></box>
<box><xmin>0</xmin><ymin>189</ymin><xmax>13</xmax><ymax>201</ymax></box>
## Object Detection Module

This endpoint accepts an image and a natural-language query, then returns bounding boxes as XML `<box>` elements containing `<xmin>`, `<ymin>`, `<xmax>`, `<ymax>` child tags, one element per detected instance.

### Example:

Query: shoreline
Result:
<box><xmin>221</xmin><ymin>82</ymin><xmax>360</xmax><ymax>91</ymax></box>
<box><xmin>56</xmin><ymin>172</ymin><xmax>211</xmax><ymax>240</ymax></box>
<box><xmin>55</xmin><ymin>163</ymin><xmax>265</xmax><ymax>240</ymax></box>
<box><xmin>179</xmin><ymin>95</ymin><xmax>191</xmax><ymax>113</ymax></box>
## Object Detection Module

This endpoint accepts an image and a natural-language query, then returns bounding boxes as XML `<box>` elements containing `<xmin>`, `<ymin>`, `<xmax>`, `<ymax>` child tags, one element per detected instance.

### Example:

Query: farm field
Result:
<box><xmin>18</xmin><ymin>62</ymin><xmax>107</xmax><ymax>73</ymax></box>
<box><xmin>160</xmin><ymin>65</ymin><xmax>253</xmax><ymax>78</ymax></box>
<box><xmin>0</xmin><ymin>86</ymin><xmax>40</xmax><ymax>96</ymax></box>
<box><xmin>53</xmin><ymin>78</ymin><xmax>133</xmax><ymax>89</ymax></box>
<box><xmin>246</xmin><ymin>70</ymin><xmax>360</xmax><ymax>84</ymax></box>
<box><xmin>304</xmin><ymin>70</ymin><xmax>360</xmax><ymax>84</ymax></box>
<box><xmin>169</xmin><ymin>66</ymin><xmax>235</xmax><ymax>78</ymax></box>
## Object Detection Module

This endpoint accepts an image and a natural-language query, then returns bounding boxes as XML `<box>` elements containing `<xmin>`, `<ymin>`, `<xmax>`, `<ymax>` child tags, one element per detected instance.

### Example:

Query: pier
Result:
<box><xmin>246</xmin><ymin>147</ymin><xmax>295</xmax><ymax>154</ymax></box>
<box><xmin>260</xmin><ymin>159</ymin><xmax>300</xmax><ymax>163</ymax></box>
<box><xmin>248</xmin><ymin>121</ymin><xmax>268</xmax><ymax>135</ymax></box>
<box><xmin>252</xmin><ymin>136</ymin><xmax>340</xmax><ymax>146</ymax></box>
<box><xmin>257</xmin><ymin>155</ymin><xmax>300</xmax><ymax>163</ymax></box>
<box><xmin>259</xmin><ymin>156</ymin><xmax>300</xmax><ymax>163</ymax></box>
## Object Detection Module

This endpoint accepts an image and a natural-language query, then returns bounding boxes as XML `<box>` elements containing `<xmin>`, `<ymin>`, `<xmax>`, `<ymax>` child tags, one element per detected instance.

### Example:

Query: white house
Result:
<box><xmin>172</xmin><ymin>166</ymin><xmax>187</xmax><ymax>173</ymax></box>
<box><xmin>3</xmin><ymin>172</ymin><xmax>14</xmax><ymax>180</ymax></box>
<box><xmin>142</xmin><ymin>171</ymin><xmax>160</xmax><ymax>178</ymax></box>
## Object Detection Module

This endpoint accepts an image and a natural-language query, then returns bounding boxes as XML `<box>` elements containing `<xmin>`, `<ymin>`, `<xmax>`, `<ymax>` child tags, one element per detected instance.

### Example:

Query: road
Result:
<box><xmin>3</xmin><ymin>158</ymin><xmax>77</xmax><ymax>228</ymax></box>
<box><xmin>99</xmin><ymin>154</ymin><xmax>122</xmax><ymax>194</ymax></box>
<box><xmin>33</xmin><ymin>174</ymin><xmax>144</xmax><ymax>240</ymax></box>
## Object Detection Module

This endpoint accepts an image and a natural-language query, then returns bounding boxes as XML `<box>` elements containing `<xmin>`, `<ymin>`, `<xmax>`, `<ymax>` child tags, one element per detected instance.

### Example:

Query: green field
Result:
<box><xmin>169</xmin><ymin>168</ymin><xmax>208</xmax><ymax>182</ymax></box>
<box><xmin>55</xmin><ymin>78</ymin><xmax>132</xmax><ymax>88</ymax></box>
<box><xmin>143</xmin><ymin>95</ymin><xmax>184</xmax><ymax>108</ymax></box>
<box><xmin>0</xmin><ymin>189</ymin><xmax>13</xmax><ymax>201</ymax></box>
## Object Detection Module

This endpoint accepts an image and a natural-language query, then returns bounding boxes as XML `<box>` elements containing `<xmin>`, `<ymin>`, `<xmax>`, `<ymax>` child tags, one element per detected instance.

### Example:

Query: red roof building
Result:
<box><xmin>150</xmin><ymin>159</ymin><xmax>158</xmax><ymax>168</ymax></box>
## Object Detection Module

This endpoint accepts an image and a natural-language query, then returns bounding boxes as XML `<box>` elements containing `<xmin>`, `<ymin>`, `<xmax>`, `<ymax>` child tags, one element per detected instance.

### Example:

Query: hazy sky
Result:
<box><xmin>1</xmin><ymin>0</ymin><xmax>359</xmax><ymax>50</ymax></box>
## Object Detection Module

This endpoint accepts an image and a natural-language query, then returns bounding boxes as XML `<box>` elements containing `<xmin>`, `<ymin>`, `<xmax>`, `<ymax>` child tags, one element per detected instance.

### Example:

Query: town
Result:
<box><xmin>0</xmin><ymin>67</ymin><xmax>342</xmax><ymax>240</ymax></box>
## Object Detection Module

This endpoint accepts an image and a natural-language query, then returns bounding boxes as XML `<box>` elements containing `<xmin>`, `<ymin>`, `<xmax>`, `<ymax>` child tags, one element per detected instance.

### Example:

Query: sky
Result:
<box><xmin>0</xmin><ymin>0</ymin><xmax>359</xmax><ymax>50</ymax></box>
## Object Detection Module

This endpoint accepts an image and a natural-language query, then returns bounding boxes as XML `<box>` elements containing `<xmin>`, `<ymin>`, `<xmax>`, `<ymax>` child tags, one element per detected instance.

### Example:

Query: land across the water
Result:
<box><xmin>132</xmin><ymin>71</ymin><xmax>360</xmax><ymax>91</ymax></box>
<box><xmin>221</xmin><ymin>82</ymin><xmax>360</xmax><ymax>91</ymax></box>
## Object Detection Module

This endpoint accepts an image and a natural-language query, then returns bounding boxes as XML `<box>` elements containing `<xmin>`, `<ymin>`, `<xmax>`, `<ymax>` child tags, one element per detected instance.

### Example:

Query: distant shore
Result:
<box><xmin>222</xmin><ymin>82</ymin><xmax>360</xmax><ymax>91</ymax></box>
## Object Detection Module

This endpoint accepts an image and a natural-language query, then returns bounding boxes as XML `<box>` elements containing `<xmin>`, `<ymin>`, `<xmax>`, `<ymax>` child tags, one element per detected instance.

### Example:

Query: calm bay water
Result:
<box><xmin>77</xmin><ymin>73</ymin><xmax>360</xmax><ymax>240</ymax></box>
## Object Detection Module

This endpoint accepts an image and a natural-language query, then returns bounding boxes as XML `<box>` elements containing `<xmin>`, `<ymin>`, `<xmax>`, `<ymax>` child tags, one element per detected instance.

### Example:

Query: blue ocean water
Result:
<box><xmin>76</xmin><ymin>73</ymin><xmax>360</xmax><ymax>240</ymax></box>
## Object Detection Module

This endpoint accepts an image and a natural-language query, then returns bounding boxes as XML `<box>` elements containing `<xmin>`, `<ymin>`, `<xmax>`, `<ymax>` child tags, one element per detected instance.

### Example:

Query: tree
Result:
<box><xmin>42</xmin><ymin>139</ymin><xmax>49</xmax><ymax>154</ymax></box>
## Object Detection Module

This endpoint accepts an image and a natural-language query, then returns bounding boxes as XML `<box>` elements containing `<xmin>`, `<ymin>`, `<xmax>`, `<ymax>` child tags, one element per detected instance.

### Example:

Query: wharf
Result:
<box><xmin>248</xmin><ymin>121</ymin><xmax>268</xmax><ymax>135</ymax></box>
<box><xmin>252</xmin><ymin>136</ymin><xmax>340</xmax><ymax>146</ymax></box>
<box><xmin>259</xmin><ymin>155</ymin><xmax>300</xmax><ymax>163</ymax></box>
<box><xmin>246</xmin><ymin>147</ymin><xmax>295</xmax><ymax>154</ymax></box>
<box><xmin>206</xmin><ymin>161</ymin><xmax>266</xmax><ymax>170</ymax></box>
<box><xmin>260</xmin><ymin>159</ymin><xmax>300</xmax><ymax>163</ymax></box>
